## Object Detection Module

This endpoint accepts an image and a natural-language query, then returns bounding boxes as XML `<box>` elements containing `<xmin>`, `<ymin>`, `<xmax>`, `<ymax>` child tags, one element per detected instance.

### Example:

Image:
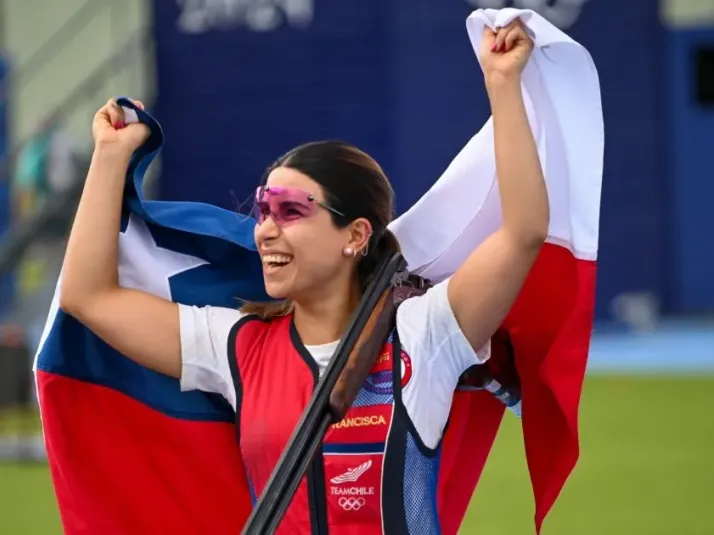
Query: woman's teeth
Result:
<box><xmin>262</xmin><ymin>254</ymin><xmax>292</xmax><ymax>266</ymax></box>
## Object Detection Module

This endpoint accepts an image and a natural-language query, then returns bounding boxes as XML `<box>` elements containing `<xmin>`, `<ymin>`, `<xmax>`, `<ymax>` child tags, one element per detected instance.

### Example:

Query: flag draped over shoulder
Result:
<box><xmin>34</xmin><ymin>8</ymin><xmax>602</xmax><ymax>535</ymax></box>
<box><xmin>33</xmin><ymin>102</ymin><xmax>269</xmax><ymax>534</ymax></box>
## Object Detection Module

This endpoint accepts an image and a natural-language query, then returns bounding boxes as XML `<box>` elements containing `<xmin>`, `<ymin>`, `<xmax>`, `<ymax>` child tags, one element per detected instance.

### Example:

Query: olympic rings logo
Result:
<box><xmin>338</xmin><ymin>497</ymin><xmax>366</xmax><ymax>511</ymax></box>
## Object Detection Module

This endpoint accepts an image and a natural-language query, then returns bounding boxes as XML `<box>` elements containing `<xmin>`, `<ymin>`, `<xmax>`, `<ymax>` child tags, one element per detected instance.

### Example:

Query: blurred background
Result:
<box><xmin>0</xmin><ymin>0</ymin><xmax>713</xmax><ymax>533</ymax></box>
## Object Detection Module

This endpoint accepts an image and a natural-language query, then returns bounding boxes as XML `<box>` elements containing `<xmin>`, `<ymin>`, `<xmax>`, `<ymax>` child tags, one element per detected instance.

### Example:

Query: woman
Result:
<box><xmin>60</xmin><ymin>20</ymin><xmax>546</xmax><ymax>534</ymax></box>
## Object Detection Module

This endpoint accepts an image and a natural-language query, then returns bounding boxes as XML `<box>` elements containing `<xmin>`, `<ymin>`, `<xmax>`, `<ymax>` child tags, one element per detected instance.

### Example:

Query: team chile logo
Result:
<box><xmin>363</xmin><ymin>343</ymin><xmax>412</xmax><ymax>394</ymax></box>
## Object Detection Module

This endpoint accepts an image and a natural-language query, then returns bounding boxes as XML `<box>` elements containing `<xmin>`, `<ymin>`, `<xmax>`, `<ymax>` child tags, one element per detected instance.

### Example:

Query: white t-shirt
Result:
<box><xmin>179</xmin><ymin>279</ymin><xmax>489</xmax><ymax>449</ymax></box>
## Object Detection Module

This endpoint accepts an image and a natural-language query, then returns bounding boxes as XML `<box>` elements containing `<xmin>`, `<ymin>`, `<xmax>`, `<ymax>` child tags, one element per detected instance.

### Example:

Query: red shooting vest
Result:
<box><xmin>229</xmin><ymin>268</ymin><xmax>588</xmax><ymax>535</ymax></box>
<box><xmin>230</xmin><ymin>314</ymin><xmax>447</xmax><ymax>535</ymax></box>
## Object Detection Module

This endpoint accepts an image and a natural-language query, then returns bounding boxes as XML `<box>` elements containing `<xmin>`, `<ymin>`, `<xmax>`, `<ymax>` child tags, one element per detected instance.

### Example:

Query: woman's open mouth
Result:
<box><xmin>262</xmin><ymin>254</ymin><xmax>293</xmax><ymax>274</ymax></box>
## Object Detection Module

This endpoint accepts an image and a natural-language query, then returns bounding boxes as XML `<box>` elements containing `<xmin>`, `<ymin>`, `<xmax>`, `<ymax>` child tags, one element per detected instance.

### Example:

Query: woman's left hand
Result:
<box><xmin>479</xmin><ymin>18</ymin><xmax>534</xmax><ymax>81</ymax></box>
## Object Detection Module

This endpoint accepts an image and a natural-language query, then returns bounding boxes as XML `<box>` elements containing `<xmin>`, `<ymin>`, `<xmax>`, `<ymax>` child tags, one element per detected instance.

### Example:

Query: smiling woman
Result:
<box><xmin>57</xmin><ymin>18</ymin><xmax>547</xmax><ymax>534</ymax></box>
<box><xmin>241</xmin><ymin>141</ymin><xmax>401</xmax><ymax>327</ymax></box>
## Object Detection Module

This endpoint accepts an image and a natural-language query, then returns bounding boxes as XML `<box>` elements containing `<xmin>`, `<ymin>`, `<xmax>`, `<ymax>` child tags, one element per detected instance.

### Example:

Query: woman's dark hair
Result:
<box><xmin>241</xmin><ymin>140</ymin><xmax>401</xmax><ymax>319</ymax></box>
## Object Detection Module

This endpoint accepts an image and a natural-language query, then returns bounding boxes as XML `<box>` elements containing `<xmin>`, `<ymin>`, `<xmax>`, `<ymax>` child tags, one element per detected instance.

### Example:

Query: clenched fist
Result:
<box><xmin>92</xmin><ymin>98</ymin><xmax>150</xmax><ymax>156</ymax></box>
<box><xmin>479</xmin><ymin>18</ymin><xmax>534</xmax><ymax>81</ymax></box>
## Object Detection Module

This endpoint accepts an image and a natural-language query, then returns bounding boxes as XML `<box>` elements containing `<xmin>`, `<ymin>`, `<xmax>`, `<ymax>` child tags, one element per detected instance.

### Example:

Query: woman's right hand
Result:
<box><xmin>92</xmin><ymin>98</ymin><xmax>150</xmax><ymax>156</ymax></box>
<box><xmin>62</xmin><ymin>96</ymin><xmax>183</xmax><ymax>380</ymax></box>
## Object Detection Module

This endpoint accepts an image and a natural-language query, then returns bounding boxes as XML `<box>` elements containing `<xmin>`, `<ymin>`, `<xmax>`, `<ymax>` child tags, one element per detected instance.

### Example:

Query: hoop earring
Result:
<box><xmin>361</xmin><ymin>229</ymin><xmax>373</xmax><ymax>257</ymax></box>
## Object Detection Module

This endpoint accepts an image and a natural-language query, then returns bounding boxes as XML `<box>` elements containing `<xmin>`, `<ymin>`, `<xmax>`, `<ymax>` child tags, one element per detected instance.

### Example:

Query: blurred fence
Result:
<box><xmin>0</xmin><ymin>325</ymin><xmax>41</xmax><ymax>461</ymax></box>
<box><xmin>0</xmin><ymin>5</ymin><xmax>153</xmax><ymax>460</ymax></box>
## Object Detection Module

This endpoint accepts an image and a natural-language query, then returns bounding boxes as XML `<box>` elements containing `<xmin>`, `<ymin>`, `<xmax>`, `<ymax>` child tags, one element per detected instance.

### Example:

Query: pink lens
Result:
<box><xmin>253</xmin><ymin>186</ymin><xmax>318</xmax><ymax>225</ymax></box>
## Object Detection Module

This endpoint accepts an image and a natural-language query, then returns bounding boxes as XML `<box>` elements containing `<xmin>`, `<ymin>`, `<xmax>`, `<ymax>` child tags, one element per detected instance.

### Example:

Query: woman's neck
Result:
<box><xmin>292</xmin><ymin>281</ymin><xmax>361</xmax><ymax>345</ymax></box>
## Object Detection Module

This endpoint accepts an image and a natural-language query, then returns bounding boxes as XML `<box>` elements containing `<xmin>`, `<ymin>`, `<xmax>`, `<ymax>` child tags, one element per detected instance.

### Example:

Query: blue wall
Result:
<box><xmin>150</xmin><ymin>0</ymin><xmax>672</xmax><ymax>320</ymax></box>
<box><xmin>151</xmin><ymin>1</ymin><xmax>393</xmax><ymax>211</ymax></box>
<box><xmin>665</xmin><ymin>28</ymin><xmax>714</xmax><ymax>313</ymax></box>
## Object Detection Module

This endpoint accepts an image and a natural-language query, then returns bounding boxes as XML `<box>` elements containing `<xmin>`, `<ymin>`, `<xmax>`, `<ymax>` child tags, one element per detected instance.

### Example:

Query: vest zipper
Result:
<box><xmin>290</xmin><ymin>321</ymin><xmax>330</xmax><ymax>534</ymax></box>
<box><xmin>307</xmin><ymin>452</ymin><xmax>329</xmax><ymax>534</ymax></box>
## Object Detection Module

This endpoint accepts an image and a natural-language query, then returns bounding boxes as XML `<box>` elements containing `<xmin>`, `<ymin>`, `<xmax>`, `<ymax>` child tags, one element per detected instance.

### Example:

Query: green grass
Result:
<box><xmin>1</xmin><ymin>376</ymin><xmax>712</xmax><ymax>534</ymax></box>
<box><xmin>465</xmin><ymin>375</ymin><xmax>714</xmax><ymax>534</ymax></box>
<box><xmin>0</xmin><ymin>463</ymin><xmax>60</xmax><ymax>534</ymax></box>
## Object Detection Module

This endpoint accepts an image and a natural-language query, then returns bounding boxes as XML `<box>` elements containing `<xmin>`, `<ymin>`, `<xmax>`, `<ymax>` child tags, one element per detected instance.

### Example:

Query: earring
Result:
<box><xmin>343</xmin><ymin>247</ymin><xmax>354</xmax><ymax>257</ymax></box>
<box><xmin>361</xmin><ymin>229</ymin><xmax>373</xmax><ymax>257</ymax></box>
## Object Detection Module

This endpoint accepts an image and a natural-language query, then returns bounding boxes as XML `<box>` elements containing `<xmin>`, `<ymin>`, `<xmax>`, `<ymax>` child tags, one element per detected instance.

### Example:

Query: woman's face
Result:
<box><xmin>253</xmin><ymin>167</ymin><xmax>357</xmax><ymax>301</ymax></box>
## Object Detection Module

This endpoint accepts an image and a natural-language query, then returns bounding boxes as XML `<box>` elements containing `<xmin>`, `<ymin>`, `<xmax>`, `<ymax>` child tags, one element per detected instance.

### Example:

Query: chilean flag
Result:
<box><xmin>33</xmin><ymin>8</ymin><xmax>602</xmax><ymax>535</ymax></box>
<box><xmin>393</xmin><ymin>10</ymin><xmax>603</xmax><ymax>534</ymax></box>
<box><xmin>33</xmin><ymin>97</ymin><xmax>267</xmax><ymax>533</ymax></box>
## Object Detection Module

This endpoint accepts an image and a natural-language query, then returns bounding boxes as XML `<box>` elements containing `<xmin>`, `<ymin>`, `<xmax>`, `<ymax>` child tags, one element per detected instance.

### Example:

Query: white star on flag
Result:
<box><xmin>118</xmin><ymin>214</ymin><xmax>209</xmax><ymax>300</ymax></box>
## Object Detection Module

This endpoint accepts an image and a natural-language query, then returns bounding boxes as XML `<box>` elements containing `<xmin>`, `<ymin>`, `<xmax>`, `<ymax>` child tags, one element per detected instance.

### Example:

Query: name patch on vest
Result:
<box><xmin>328</xmin><ymin>405</ymin><xmax>391</xmax><ymax>444</ymax></box>
<box><xmin>332</xmin><ymin>413</ymin><xmax>387</xmax><ymax>430</ymax></box>
<box><xmin>323</xmin><ymin>402</ymin><xmax>393</xmax><ymax>527</ymax></box>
